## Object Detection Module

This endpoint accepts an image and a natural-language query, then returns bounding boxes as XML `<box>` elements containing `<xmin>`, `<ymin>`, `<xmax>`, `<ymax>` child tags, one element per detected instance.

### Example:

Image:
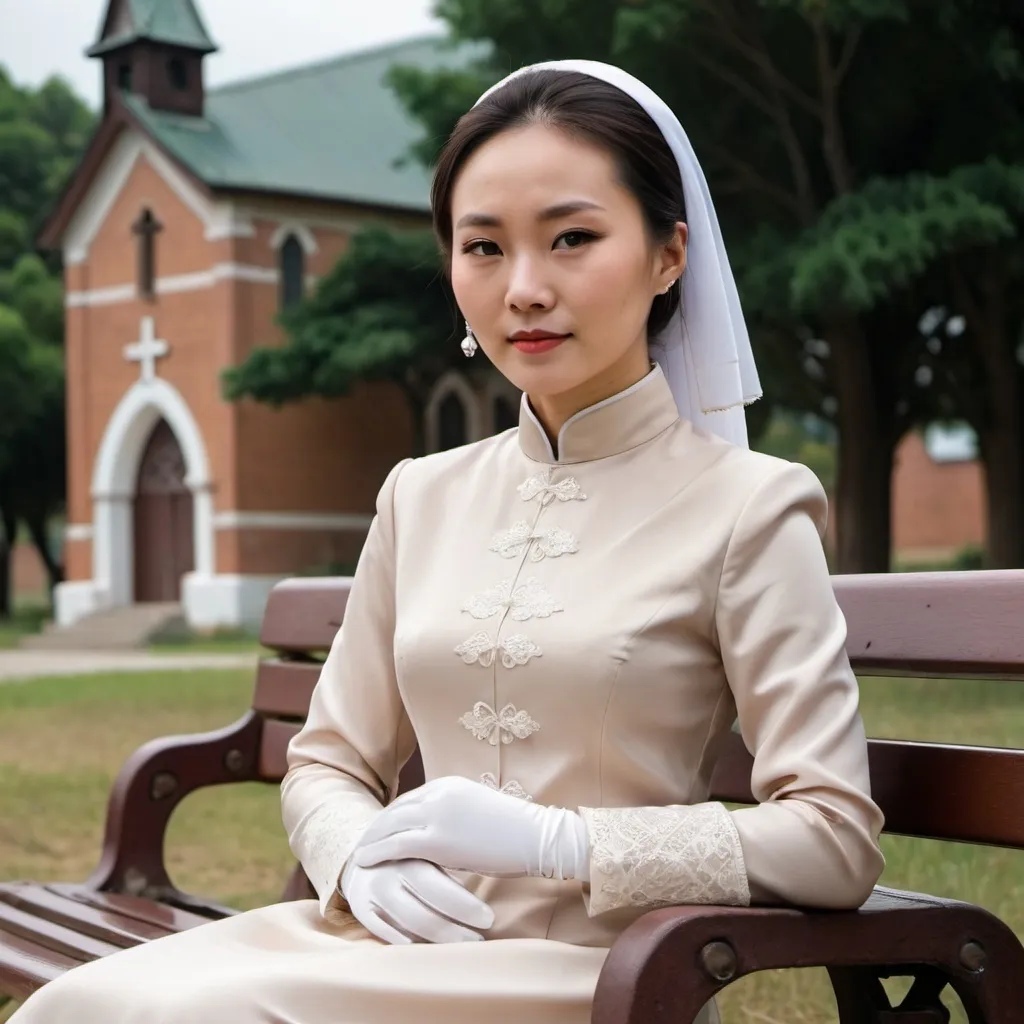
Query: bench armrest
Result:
<box><xmin>592</xmin><ymin>887</ymin><xmax>1024</xmax><ymax>1024</ymax></box>
<box><xmin>85</xmin><ymin>711</ymin><xmax>263</xmax><ymax>917</ymax></box>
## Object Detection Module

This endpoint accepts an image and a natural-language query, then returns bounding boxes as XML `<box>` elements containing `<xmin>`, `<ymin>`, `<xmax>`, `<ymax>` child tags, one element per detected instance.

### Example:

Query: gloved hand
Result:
<box><xmin>340</xmin><ymin>855</ymin><xmax>494</xmax><ymax>945</ymax></box>
<box><xmin>353</xmin><ymin>776</ymin><xmax>590</xmax><ymax>881</ymax></box>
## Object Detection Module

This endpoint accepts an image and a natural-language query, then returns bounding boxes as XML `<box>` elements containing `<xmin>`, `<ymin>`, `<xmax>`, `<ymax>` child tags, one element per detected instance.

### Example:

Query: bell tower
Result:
<box><xmin>87</xmin><ymin>0</ymin><xmax>217</xmax><ymax>118</ymax></box>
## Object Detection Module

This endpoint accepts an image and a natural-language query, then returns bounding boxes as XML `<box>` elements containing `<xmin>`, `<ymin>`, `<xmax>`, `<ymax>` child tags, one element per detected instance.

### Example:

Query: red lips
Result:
<box><xmin>509</xmin><ymin>329</ymin><xmax>570</xmax><ymax>341</ymax></box>
<box><xmin>509</xmin><ymin>331</ymin><xmax>569</xmax><ymax>355</ymax></box>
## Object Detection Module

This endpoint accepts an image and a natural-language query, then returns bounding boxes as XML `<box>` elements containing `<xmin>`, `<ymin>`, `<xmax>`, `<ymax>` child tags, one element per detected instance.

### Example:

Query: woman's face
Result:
<box><xmin>449</xmin><ymin>122</ymin><xmax>686</xmax><ymax>411</ymax></box>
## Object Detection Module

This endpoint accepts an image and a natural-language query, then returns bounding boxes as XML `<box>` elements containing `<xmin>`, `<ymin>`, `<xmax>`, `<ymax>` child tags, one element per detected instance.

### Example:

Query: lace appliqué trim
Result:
<box><xmin>480</xmin><ymin>773</ymin><xmax>533</xmax><ymax>801</ymax></box>
<box><xmin>518</xmin><ymin>471</ymin><xmax>588</xmax><ymax>506</ymax></box>
<box><xmin>297</xmin><ymin>798</ymin><xmax>380</xmax><ymax>916</ymax></box>
<box><xmin>579</xmin><ymin>802</ymin><xmax>751</xmax><ymax>917</ymax></box>
<box><xmin>489</xmin><ymin>520</ymin><xmax>579</xmax><ymax>561</ymax></box>
<box><xmin>462</xmin><ymin>576</ymin><xmax>563</xmax><ymax>622</ymax></box>
<box><xmin>459</xmin><ymin>700</ymin><xmax>540</xmax><ymax>745</ymax></box>
<box><xmin>455</xmin><ymin>631</ymin><xmax>542</xmax><ymax>668</ymax></box>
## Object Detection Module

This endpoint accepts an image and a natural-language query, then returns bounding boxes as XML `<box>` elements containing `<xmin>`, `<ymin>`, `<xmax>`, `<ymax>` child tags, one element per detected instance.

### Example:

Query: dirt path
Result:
<box><xmin>0</xmin><ymin>650</ymin><xmax>258</xmax><ymax>683</ymax></box>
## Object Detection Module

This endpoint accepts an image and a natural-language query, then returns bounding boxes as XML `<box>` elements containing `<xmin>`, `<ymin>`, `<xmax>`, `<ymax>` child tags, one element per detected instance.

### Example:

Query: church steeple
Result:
<box><xmin>87</xmin><ymin>0</ymin><xmax>217</xmax><ymax>117</ymax></box>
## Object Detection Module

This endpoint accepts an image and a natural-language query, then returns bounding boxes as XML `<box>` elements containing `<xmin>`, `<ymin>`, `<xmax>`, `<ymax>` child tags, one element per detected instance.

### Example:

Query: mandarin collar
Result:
<box><xmin>517</xmin><ymin>365</ymin><xmax>679</xmax><ymax>465</ymax></box>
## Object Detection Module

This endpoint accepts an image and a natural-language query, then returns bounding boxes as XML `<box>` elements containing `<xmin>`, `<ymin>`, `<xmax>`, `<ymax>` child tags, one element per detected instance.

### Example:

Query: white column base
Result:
<box><xmin>182</xmin><ymin>573</ymin><xmax>283</xmax><ymax>630</ymax></box>
<box><xmin>53</xmin><ymin>580</ymin><xmax>111</xmax><ymax>627</ymax></box>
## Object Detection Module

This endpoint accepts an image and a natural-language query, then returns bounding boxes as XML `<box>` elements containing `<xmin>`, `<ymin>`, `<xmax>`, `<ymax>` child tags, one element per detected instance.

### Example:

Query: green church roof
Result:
<box><xmin>87</xmin><ymin>0</ymin><xmax>218</xmax><ymax>57</ymax></box>
<box><xmin>124</xmin><ymin>36</ymin><xmax>478</xmax><ymax>213</ymax></box>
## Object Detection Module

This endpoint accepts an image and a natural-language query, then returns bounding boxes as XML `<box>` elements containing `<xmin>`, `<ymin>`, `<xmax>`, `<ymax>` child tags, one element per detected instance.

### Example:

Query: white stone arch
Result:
<box><xmin>90</xmin><ymin>377</ymin><xmax>214</xmax><ymax>608</ymax></box>
<box><xmin>425</xmin><ymin>372</ymin><xmax>484</xmax><ymax>453</ymax></box>
<box><xmin>484</xmin><ymin>371</ymin><xmax>523</xmax><ymax>434</ymax></box>
<box><xmin>269</xmin><ymin>221</ymin><xmax>319</xmax><ymax>255</ymax></box>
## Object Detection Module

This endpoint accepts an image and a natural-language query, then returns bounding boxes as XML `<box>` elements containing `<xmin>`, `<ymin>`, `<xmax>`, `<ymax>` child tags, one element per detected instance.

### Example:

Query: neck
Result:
<box><xmin>528</xmin><ymin>344</ymin><xmax>651</xmax><ymax>449</ymax></box>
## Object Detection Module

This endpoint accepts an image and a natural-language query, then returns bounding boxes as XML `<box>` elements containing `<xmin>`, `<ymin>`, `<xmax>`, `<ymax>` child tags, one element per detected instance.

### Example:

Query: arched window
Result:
<box><xmin>492</xmin><ymin>394</ymin><xmax>519</xmax><ymax>434</ymax></box>
<box><xmin>132</xmin><ymin>207</ymin><xmax>162</xmax><ymax>301</ymax></box>
<box><xmin>438</xmin><ymin>392</ymin><xmax>469</xmax><ymax>451</ymax></box>
<box><xmin>279</xmin><ymin>234</ymin><xmax>306</xmax><ymax>310</ymax></box>
<box><xmin>425</xmin><ymin>373</ymin><xmax>482</xmax><ymax>453</ymax></box>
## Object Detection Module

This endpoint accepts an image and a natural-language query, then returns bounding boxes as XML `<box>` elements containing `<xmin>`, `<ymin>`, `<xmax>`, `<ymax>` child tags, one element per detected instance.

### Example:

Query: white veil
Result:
<box><xmin>475</xmin><ymin>60</ymin><xmax>761</xmax><ymax>447</ymax></box>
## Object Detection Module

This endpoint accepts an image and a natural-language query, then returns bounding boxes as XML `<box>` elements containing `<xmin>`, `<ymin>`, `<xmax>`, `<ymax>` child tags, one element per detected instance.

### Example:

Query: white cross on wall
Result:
<box><xmin>124</xmin><ymin>316</ymin><xmax>169</xmax><ymax>382</ymax></box>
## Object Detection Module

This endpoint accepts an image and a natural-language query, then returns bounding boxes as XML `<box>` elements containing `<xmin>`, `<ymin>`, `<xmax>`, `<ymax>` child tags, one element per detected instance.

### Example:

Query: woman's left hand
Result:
<box><xmin>352</xmin><ymin>776</ymin><xmax>589</xmax><ymax>881</ymax></box>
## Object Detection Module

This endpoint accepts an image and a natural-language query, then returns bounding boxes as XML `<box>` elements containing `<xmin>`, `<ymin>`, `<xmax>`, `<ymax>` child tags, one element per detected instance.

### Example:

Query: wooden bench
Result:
<box><xmin>1</xmin><ymin>571</ymin><xmax>1023</xmax><ymax>1022</ymax></box>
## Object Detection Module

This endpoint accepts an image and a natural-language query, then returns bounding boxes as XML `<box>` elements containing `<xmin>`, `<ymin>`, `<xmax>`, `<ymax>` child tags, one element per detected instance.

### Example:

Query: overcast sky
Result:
<box><xmin>0</xmin><ymin>0</ymin><xmax>444</xmax><ymax>108</ymax></box>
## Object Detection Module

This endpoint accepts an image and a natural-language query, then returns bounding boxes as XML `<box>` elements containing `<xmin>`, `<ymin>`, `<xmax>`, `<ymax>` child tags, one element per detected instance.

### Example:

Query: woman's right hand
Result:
<box><xmin>340</xmin><ymin>857</ymin><xmax>494</xmax><ymax>945</ymax></box>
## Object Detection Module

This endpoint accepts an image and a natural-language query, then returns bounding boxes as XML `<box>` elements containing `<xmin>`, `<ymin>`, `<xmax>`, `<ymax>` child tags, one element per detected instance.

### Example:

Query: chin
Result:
<box><xmin>497</xmin><ymin>337</ymin><xmax>572</xmax><ymax>374</ymax></box>
<box><xmin>501</xmin><ymin>358</ymin><xmax>584</xmax><ymax>401</ymax></box>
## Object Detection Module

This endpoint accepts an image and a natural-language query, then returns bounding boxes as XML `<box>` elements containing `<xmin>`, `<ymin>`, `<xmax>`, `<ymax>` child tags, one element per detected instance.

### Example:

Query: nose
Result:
<box><xmin>505</xmin><ymin>254</ymin><xmax>555</xmax><ymax>313</ymax></box>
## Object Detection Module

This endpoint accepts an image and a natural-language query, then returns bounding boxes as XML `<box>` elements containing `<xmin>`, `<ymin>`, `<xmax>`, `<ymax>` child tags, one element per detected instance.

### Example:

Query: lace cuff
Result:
<box><xmin>579</xmin><ymin>802</ymin><xmax>751</xmax><ymax>917</ymax></box>
<box><xmin>294</xmin><ymin>798</ymin><xmax>381</xmax><ymax>916</ymax></box>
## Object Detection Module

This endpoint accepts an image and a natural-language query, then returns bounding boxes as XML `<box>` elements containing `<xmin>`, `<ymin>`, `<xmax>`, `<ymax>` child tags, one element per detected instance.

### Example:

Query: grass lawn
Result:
<box><xmin>0</xmin><ymin>669</ymin><xmax>1021</xmax><ymax>1022</ymax></box>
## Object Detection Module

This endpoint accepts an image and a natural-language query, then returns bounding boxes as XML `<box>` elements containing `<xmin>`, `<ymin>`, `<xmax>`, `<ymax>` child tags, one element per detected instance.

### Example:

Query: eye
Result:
<box><xmin>553</xmin><ymin>230</ymin><xmax>599</xmax><ymax>250</ymax></box>
<box><xmin>462</xmin><ymin>239</ymin><xmax>502</xmax><ymax>257</ymax></box>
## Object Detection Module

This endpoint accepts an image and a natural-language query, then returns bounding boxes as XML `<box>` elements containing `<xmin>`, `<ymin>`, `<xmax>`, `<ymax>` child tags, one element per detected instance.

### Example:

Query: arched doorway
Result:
<box><xmin>133</xmin><ymin>419</ymin><xmax>194</xmax><ymax>602</ymax></box>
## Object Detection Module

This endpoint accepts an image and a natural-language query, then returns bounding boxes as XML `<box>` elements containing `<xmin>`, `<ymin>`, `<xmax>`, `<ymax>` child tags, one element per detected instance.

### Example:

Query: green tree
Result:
<box><xmin>0</xmin><ymin>305</ymin><xmax>50</xmax><ymax>615</ymax></box>
<box><xmin>0</xmin><ymin>67</ymin><xmax>93</xmax><ymax>612</ymax></box>
<box><xmin>231</xmin><ymin>2</ymin><xmax>1023</xmax><ymax>572</ymax></box>
<box><xmin>225</xmin><ymin>227</ymin><xmax>460</xmax><ymax>455</ymax></box>
<box><xmin>606</xmin><ymin>0</ymin><xmax>1022</xmax><ymax>571</ymax></box>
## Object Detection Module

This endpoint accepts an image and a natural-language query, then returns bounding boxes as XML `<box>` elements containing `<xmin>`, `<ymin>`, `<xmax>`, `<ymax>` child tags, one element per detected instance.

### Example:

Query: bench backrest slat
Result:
<box><xmin>834</xmin><ymin>570</ymin><xmax>1024</xmax><ymax>676</ymax></box>
<box><xmin>259</xmin><ymin>719</ymin><xmax>298</xmax><ymax>781</ymax></box>
<box><xmin>259</xmin><ymin>578</ymin><xmax>348</xmax><ymax>653</ymax></box>
<box><xmin>709</xmin><ymin>732</ymin><xmax>1024</xmax><ymax>848</ymax></box>
<box><xmin>255</xmin><ymin>571</ymin><xmax>1024</xmax><ymax>850</ymax></box>
<box><xmin>253</xmin><ymin>660</ymin><xmax>320</xmax><ymax>719</ymax></box>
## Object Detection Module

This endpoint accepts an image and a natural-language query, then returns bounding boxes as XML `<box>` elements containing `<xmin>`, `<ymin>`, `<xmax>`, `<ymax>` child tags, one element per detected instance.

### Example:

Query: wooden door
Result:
<box><xmin>133</xmin><ymin>419</ymin><xmax>194</xmax><ymax>603</ymax></box>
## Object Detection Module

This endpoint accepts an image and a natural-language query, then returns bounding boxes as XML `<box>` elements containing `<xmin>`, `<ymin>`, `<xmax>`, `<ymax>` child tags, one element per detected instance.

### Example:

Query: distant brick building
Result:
<box><xmin>40</xmin><ymin>0</ymin><xmax>516</xmax><ymax>629</ymax></box>
<box><xmin>891</xmin><ymin>425</ymin><xmax>985</xmax><ymax>564</ymax></box>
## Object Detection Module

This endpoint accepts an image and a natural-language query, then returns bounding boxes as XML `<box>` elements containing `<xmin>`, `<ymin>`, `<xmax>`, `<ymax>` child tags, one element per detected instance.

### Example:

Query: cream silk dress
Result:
<box><xmin>13</xmin><ymin>366</ymin><xmax>884</xmax><ymax>1024</ymax></box>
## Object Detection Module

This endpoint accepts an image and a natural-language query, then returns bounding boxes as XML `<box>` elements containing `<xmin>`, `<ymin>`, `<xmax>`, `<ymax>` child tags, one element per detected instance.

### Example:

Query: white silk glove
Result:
<box><xmin>352</xmin><ymin>776</ymin><xmax>590</xmax><ymax>881</ymax></box>
<box><xmin>339</xmin><ymin>856</ymin><xmax>495</xmax><ymax>945</ymax></box>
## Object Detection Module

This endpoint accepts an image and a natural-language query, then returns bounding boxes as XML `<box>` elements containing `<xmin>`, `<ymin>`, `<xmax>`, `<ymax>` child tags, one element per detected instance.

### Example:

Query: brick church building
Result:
<box><xmin>40</xmin><ymin>0</ymin><xmax>516</xmax><ymax>630</ymax></box>
<box><xmin>36</xmin><ymin>0</ymin><xmax>988</xmax><ymax>630</ymax></box>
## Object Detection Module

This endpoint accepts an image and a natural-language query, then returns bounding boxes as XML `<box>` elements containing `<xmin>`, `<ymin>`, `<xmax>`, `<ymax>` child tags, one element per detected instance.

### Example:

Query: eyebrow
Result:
<box><xmin>454</xmin><ymin>200</ymin><xmax>605</xmax><ymax>230</ymax></box>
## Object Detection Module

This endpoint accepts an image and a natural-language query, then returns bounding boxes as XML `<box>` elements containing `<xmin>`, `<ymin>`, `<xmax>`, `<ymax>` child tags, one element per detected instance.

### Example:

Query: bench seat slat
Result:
<box><xmin>0</xmin><ymin>928</ymin><xmax>84</xmax><ymax>1002</ymax></box>
<box><xmin>0</xmin><ymin>902</ymin><xmax>121</xmax><ymax>962</ymax></box>
<box><xmin>49</xmin><ymin>885</ymin><xmax>217</xmax><ymax>932</ymax></box>
<box><xmin>0</xmin><ymin>884</ymin><xmax>172</xmax><ymax>947</ymax></box>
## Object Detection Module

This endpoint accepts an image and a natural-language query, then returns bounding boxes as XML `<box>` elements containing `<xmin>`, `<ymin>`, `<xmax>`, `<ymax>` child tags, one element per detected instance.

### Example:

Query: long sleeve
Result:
<box><xmin>580</xmin><ymin>461</ymin><xmax>885</xmax><ymax>916</ymax></box>
<box><xmin>281</xmin><ymin>457</ymin><xmax>417</xmax><ymax>916</ymax></box>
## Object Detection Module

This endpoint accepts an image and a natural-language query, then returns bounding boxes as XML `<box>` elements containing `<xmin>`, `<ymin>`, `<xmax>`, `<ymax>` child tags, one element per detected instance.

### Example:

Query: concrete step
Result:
<box><xmin>20</xmin><ymin>603</ymin><xmax>188</xmax><ymax>651</ymax></box>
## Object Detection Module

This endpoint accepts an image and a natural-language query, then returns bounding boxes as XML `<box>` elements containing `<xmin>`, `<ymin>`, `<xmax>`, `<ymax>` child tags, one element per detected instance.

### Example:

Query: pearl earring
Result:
<box><xmin>461</xmin><ymin>320</ymin><xmax>478</xmax><ymax>358</ymax></box>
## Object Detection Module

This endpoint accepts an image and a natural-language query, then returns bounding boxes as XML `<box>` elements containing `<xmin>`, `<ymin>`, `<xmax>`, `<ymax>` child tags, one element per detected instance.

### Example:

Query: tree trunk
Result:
<box><xmin>982</xmin><ymin>427</ymin><xmax>1024</xmax><ymax>567</ymax></box>
<box><xmin>0</xmin><ymin>508</ymin><xmax>15</xmax><ymax>619</ymax></box>
<box><xmin>829</xmin><ymin>323</ymin><xmax>894</xmax><ymax>574</ymax></box>
<box><xmin>978</xmin><ymin>351</ymin><xmax>1024</xmax><ymax>569</ymax></box>
<box><xmin>25</xmin><ymin>515</ymin><xmax>63</xmax><ymax>593</ymax></box>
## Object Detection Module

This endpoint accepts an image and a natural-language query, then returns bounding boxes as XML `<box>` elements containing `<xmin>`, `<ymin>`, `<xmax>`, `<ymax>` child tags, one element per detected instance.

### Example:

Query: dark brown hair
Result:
<box><xmin>431</xmin><ymin>69</ymin><xmax>686</xmax><ymax>336</ymax></box>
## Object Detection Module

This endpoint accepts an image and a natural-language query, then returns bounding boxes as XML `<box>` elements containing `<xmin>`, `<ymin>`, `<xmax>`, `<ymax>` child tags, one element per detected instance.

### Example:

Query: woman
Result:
<box><xmin>11</xmin><ymin>60</ymin><xmax>884</xmax><ymax>1024</ymax></box>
